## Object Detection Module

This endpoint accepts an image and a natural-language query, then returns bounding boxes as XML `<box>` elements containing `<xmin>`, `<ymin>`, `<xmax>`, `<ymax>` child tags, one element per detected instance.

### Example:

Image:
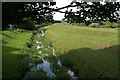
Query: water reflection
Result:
<box><xmin>38</xmin><ymin>51</ymin><xmax>42</xmax><ymax>54</ymax></box>
<box><xmin>67</xmin><ymin>69</ymin><xmax>77</xmax><ymax>80</ymax></box>
<box><xmin>37</xmin><ymin>45</ymin><xmax>44</xmax><ymax>49</ymax></box>
<box><xmin>36</xmin><ymin>41</ymin><xmax>41</xmax><ymax>44</ymax></box>
<box><xmin>31</xmin><ymin>58</ymin><xmax>55</xmax><ymax>78</ymax></box>
<box><xmin>24</xmin><ymin>30</ymin><xmax>77</xmax><ymax>79</ymax></box>
<box><xmin>52</xmin><ymin>48</ymin><xmax>62</xmax><ymax>67</ymax></box>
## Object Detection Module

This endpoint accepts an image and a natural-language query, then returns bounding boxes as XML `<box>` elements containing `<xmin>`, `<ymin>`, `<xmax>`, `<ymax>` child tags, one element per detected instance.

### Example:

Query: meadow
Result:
<box><xmin>2</xmin><ymin>23</ymin><xmax>119</xmax><ymax>79</ymax></box>
<box><xmin>44</xmin><ymin>23</ymin><xmax>119</xmax><ymax>78</ymax></box>
<box><xmin>2</xmin><ymin>2</ymin><xmax>119</xmax><ymax>79</ymax></box>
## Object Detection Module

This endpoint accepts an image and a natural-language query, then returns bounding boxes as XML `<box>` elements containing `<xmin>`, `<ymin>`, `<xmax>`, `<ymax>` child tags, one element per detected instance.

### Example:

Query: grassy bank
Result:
<box><xmin>2</xmin><ymin>29</ymin><xmax>32</xmax><ymax>79</ymax></box>
<box><xmin>44</xmin><ymin>23</ymin><xmax>118</xmax><ymax>78</ymax></box>
<box><xmin>24</xmin><ymin>28</ymin><xmax>72</xmax><ymax>79</ymax></box>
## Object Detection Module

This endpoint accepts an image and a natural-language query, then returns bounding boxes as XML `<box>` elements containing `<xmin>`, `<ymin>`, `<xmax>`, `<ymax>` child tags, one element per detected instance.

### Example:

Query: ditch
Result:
<box><xmin>23</xmin><ymin>29</ymin><xmax>77</xmax><ymax>80</ymax></box>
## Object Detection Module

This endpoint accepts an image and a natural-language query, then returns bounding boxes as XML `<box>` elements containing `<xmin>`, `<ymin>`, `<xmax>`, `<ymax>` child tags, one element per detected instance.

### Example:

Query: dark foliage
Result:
<box><xmin>63</xmin><ymin>2</ymin><xmax>120</xmax><ymax>25</ymax></box>
<box><xmin>17</xmin><ymin>20</ymin><xmax>35</xmax><ymax>30</ymax></box>
<box><xmin>2</xmin><ymin>2</ymin><xmax>55</xmax><ymax>29</ymax></box>
<box><xmin>2</xmin><ymin>2</ymin><xmax>120</xmax><ymax>29</ymax></box>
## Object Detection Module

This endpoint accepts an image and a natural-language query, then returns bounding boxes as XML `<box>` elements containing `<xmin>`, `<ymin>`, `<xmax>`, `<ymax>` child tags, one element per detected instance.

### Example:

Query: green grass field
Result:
<box><xmin>1</xmin><ymin>23</ymin><xmax>119</xmax><ymax>79</ymax></box>
<box><xmin>44</xmin><ymin>23</ymin><xmax>118</xmax><ymax>78</ymax></box>
<box><xmin>2</xmin><ymin>29</ymin><xmax>32</xmax><ymax>79</ymax></box>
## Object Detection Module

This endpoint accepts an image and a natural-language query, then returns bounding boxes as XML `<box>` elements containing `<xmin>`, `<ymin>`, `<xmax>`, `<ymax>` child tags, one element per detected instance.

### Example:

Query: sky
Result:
<box><xmin>53</xmin><ymin>0</ymin><xmax>73</xmax><ymax>20</ymax></box>
<box><xmin>53</xmin><ymin>0</ymin><xmax>120</xmax><ymax>20</ymax></box>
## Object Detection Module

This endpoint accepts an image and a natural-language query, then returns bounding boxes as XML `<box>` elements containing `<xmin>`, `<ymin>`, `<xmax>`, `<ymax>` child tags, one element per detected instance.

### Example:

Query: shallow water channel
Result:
<box><xmin>23</xmin><ymin>29</ymin><xmax>77</xmax><ymax>80</ymax></box>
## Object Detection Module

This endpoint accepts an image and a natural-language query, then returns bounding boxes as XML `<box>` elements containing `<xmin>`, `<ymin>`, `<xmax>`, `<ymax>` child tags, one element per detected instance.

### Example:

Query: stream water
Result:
<box><xmin>23</xmin><ymin>30</ymin><xmax>77</xmax><ymax>80</ymax></box>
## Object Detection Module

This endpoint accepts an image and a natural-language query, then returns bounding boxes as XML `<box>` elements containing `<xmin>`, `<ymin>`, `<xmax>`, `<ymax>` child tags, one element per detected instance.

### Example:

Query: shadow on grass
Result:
<box><xmin>58</xmin><ymin>45</ymin><xmax>119</xmax><ymax>79</ymax></box>
<box><xmin>2</xmin><ymin>45</ymin><xmax>29</xmax><ymax>80</ymax></box>
<box><xmin>9</xmin><ymin>30</ymin><xmax>18</xmax><ymax>34</ymax></box>
<box><xmin>2</xmin><ymin>32</ymin><xmax>15</xmax><ymax>45</ymax></box>
<box><xmin>2</xmin><ymin>33</ymin><xmax>14</xmax><ymax>39</ymax></box>
<box><xmin>1</xmin><ymin>40</ymin><xmax>8</xmax><ymax>45</ymax></box>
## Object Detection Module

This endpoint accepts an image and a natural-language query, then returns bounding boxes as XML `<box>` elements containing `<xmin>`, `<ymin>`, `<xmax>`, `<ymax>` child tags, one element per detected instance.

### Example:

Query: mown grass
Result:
<box><xmin>2</xmin><ymin>29</ymin><xmax>32</xmax><ymax>79</ymax></box>
<box><xmin>44</xmin><ymin>23</ymin><xmax>118</xmax><ymax>78</ymax></box>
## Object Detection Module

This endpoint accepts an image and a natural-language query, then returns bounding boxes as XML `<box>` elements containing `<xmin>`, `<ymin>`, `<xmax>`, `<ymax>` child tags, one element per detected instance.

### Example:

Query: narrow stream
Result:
<box><xmin>23</xmin><ymin>29</ymin><xmax>77</xmax><ymax>80</ymax></box>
